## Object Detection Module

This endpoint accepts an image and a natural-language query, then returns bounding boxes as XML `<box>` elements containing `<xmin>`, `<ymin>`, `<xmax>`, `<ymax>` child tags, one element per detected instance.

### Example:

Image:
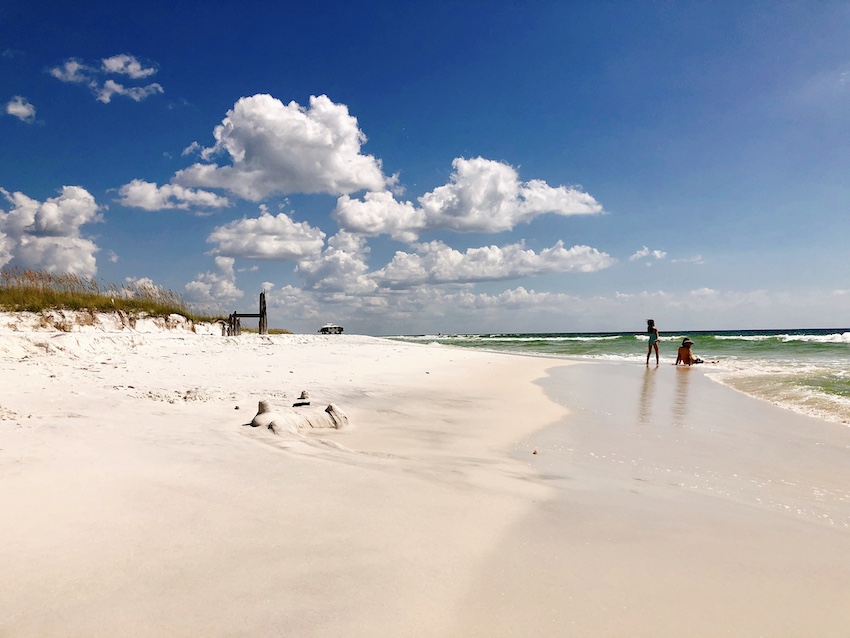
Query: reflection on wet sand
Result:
<box><xmin>673</xmin><ymin>366</ymin><xmax>693</xmax><ymax>426</ymax></box>
<box><xmin>638</xmin><ymin>366</ymin><xmax>657</xmax><ymax>423</ymax></box>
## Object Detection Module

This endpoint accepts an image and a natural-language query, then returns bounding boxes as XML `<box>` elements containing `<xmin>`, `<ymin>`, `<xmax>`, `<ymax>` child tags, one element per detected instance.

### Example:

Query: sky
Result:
<box><xmin>2</xmin><ymin>1</ymin><xmax>849</xmax><ymax>335</ymax></box>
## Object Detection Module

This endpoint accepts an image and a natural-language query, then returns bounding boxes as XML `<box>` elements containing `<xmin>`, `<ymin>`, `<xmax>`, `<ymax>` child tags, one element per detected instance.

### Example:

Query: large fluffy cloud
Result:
<box><xmin>118</xmin><ymin>179</ymin><xmax>230</xmax><ymax>211</ymax></box>
<box><xmin>295</xmin><ymin>231</ymin><xmax>377</xmax><ymax>293</ymax></box>
<box><xmin>419</xmin><ymin>157</ymin><xmax>602</xmax><ymax>231</ymax></box>
<box><xmin>375</xmin><ymin>240</ymin><xmax>615</xmax><ymax>287</ymax></box>
<box><xmin>206</xmin><ymin>207</ymin><xmax>326</xmax><ymax>260</ymax></box>
<box><xmin>333</xmin><ymin>157</ymin><xmax>603</xmax><ymax>241</ymax></box>
<box><xmin>174</xmin><ymin>94</ymin><xmax>388</xmax><ymax>200</ymax></box>
<box><xmin>333</xmin><ymin>191</ymin><xmax>425</xmax><ymax>243</ymax></box>
<box><xmin>0</xmin><ymin>186</ymin><xmax>102</xmax><ymax>276</ymax></box>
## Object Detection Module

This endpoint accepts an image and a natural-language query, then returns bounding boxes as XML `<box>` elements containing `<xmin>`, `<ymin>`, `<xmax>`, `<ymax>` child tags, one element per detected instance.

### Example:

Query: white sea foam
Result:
<box><xmin>394</xmin><ymin>334</ymin><xmax>624</xmax><ymax>343</ymax></box>
<box><xmin>501</xmin><ymin>335</ymin><xmax>622</xmax><ymax>342</ymax></box>
<box><xmin>713</xmin><ymin>335</ymin><xmax>775</xmax><ymax>341</ymax></box>
<box><xmin>781</xmin><ymin>332</ymin><xmax>850</xmax><ymax>343</ymax></box>
<box><xmin>706</xmin><ymin>359</ymin><xmax>850</xmax><ymax>426</ymax></box>
<box><xmin>713</xmin><ymin>332</ymin><xmax>850</xmax><ymax>343</ymax></box>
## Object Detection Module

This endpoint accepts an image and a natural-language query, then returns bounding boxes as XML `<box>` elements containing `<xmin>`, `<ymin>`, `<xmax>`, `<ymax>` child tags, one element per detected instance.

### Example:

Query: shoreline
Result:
<box><xmin>387</xmin><ymin>329</ymin><xmax>850</xmax><ymax>427</ymax></box>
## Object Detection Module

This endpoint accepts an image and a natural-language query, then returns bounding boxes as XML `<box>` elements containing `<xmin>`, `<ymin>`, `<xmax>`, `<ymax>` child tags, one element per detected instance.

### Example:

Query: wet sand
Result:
<box><xmin>454</xmin><ymin>363</ymin><xmax>850</xmax><ymax>636</ymax></box>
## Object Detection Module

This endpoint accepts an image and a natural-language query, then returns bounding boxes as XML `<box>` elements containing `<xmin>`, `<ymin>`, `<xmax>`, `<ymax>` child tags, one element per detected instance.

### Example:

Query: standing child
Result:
<box><xmin>646</xmin><ymin>319</ymin><xmax>659</xmax><ymax>365</ymax></box>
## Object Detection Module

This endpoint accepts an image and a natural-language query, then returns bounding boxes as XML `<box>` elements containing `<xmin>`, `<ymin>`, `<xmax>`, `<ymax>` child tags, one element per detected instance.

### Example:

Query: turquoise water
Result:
<box><xmin>386</xmin><ymin>329</ymin><xmax>850</xmax><ymax>425</ymax></box>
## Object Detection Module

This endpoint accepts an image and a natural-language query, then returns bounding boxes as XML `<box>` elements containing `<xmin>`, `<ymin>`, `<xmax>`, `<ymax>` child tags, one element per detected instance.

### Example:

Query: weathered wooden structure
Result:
<box><xmin>227</xmin><ymin>291</ymin><xmax>268</xmax><ymax>336</ymax></box>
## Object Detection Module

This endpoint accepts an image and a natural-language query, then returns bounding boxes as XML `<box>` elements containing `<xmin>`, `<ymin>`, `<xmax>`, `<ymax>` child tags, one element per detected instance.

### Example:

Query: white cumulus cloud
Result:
<box><xmin>206</xmin><ymin>207</ymin><xmax>326</xmax><ymax>260</ymax></box>
<box><xmin>101</xmin><ymin>54</ymin><xmax>157</xmax><ymax>79</ymax></box>
<box><xmin>49</xmin><ymin>59</ymin><xmax>92</xmax><ymax>83</ymax></box>
<box><xmin>174</xmin><ymin>93</ymin><xmax>388</xmax><ymax>200</ymax></box>
<box><xmin>334</xmin><ymin>191</ymin><xmax>424</xmax><ymax>242</ymax></box>
<box><xmin>184</xmin><ymin>256</ymin><xmax>245</xmax><ymax>308</ymax></box>
<box><xmin>0</xmin><ymin>230</ymin><xmax>15</xmax><ymax>266</ymax></box>
<box><xmin>0</xmin><ymin>186</ymin><xmax>102</xmax><ymax>276</ymax></box>
<box><xmin>263</xmin><ymin>284</ymin><xmax>323</xmax><ymax>322</ymax></box>
<box><xmin>5</xmin><ymin>96</ymin><xmax>36</xmax><ymax>122</ymax></box>
<box><xmin>96</xmin><ymin>79</ymin><xmax>163</xmax><ymax>104</ymax></box>
<box><xmin>420</xmin><ymin>157</ymin><xmax>602</xmax><ymax>232</ymax></box>
<box><xmin>375</xmin><ymin>240</ymin><xmax>615</xmax><ymax>287</ymax></box>
<box><xmin>295</xmin><ymin>231</ymin><xmax>378</xmax><ymax>293</ymax></box>
<box><xmin>118</xmin><ymin>179</ymin><xmax>230</xmax><ymax>211</ymax></box>
<box><xmin>334</xmin><ymin>157</ymin><xmax>603</xmax><ymax>241</ymax></box>
<box><xmin>629</xmin><ymin>246</ymin><xmax>667</xmax><ymax>261</ymax></box>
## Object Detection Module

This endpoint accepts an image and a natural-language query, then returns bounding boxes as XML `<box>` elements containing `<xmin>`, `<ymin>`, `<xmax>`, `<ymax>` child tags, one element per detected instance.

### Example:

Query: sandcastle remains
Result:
<box><xmin>249</xmin><ymin>396</ymin><xmax>349</xmax><ymax>434</ymax></box>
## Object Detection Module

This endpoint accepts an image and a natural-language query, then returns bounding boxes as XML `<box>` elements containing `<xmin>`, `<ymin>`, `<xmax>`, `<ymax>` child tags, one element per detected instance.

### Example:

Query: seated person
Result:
<box><xmin>676</xmin><ymin>338</ymin><xmax>704</xmax><ymax>365</ymax></box>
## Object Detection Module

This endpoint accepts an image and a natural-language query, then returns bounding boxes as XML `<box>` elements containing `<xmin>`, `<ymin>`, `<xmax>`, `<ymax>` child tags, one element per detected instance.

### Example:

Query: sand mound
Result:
<box><xmin>248</xmin><ymin>399</ymin><xmax>350</xmax><ymax>434</ymax></box>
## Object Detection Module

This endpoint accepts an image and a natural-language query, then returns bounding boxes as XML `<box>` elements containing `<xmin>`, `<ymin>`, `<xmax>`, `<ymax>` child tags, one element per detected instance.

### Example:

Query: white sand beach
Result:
<box><xmin>2</xmin><ymin>313</ymin><xmax>850</xmax><ymax>637</ymax></box>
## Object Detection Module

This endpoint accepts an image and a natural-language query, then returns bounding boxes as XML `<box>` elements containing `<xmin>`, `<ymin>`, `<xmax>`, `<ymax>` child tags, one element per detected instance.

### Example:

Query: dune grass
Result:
<box><xmin>240</xmin><ymin>327</ymin><xmax>292</xmax><ymax>335</ymax></box>
<box><xmin>0</xmin><ymin>268</ymin><xmax>224</xmax><ymax>323</ymax></box>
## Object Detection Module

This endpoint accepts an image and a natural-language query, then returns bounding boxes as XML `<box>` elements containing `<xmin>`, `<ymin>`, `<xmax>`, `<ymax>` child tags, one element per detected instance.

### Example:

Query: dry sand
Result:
<box><xmin>0</xmin><ymin>315</ymin><xmax>565</xmax><ymax>637</ymax></box>
<box><xmin>1</xmin><ymin>314</ymin><xmax>849</xmax><ymax>636</ymax></box>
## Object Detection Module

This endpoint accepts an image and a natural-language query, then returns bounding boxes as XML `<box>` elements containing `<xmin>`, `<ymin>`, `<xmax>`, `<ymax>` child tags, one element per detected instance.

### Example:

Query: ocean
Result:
<box><xmin>386</xmin><ymin>329</ymin><xmax>850</xmax><ymax>426</ymax></box>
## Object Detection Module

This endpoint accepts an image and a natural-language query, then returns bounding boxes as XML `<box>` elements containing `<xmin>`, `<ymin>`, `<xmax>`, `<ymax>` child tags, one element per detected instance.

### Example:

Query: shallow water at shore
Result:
<box><xmin>387</xmin><ymin>329</ymin><xmax>850</xmax><ymax>425</ymax></box>
<box><xmin>455</xmin><ymin>360</ymin><xmax>850</xmax><ymax>635</ymax></box>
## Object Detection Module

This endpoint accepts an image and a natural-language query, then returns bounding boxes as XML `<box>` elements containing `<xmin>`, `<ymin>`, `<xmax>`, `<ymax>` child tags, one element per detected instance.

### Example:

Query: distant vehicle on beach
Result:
<box><xmin>319</xmin><ymin>323</ymin><xmax>344</xmax><ymax>334</ymax></box>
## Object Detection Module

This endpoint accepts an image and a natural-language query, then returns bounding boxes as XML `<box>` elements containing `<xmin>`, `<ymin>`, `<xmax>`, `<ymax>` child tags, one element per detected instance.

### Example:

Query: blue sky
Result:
<box><xmin>2</xmin><ymin>1</ymin><xmax>849</xmax><ymax>334</ymax></box>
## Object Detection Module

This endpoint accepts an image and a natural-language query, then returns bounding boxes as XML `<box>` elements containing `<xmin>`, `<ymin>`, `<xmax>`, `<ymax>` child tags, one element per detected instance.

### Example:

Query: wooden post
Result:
<box><xmin>259</xmin><ymin>291</ymin><xmax>268</xmax><ymax>335</ymax></box>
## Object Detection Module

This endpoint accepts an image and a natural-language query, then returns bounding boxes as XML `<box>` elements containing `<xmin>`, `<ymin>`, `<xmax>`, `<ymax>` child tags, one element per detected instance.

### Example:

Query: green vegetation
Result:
<box><xmin>0</xmin><ymin>268</ymin><xmax>224</xmax><ymax>323</ymax></box>
<box><xmin>240</xmin><ymin>326</ymin><xmax>292</xmax><ymax>335</ymax></box>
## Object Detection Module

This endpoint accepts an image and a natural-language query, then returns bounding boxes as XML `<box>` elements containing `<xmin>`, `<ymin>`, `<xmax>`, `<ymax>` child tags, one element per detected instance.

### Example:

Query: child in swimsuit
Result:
<box><xmin>646</xmin><ymin>319</ymin><xmax>659</xmax><ymax>365</ymax></box>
